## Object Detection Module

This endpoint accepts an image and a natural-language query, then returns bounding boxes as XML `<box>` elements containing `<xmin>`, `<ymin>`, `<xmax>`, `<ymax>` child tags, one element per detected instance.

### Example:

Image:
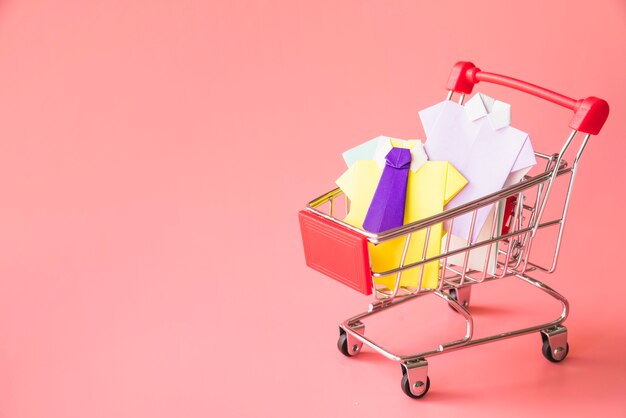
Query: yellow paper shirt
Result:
<box><xmin>336</xmin><ymin>158</ymin><xmax>467</xmax><ymax>290</ymax></box>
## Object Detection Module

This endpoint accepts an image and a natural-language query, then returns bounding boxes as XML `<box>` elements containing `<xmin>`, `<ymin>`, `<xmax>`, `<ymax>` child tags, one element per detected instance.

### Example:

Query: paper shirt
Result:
<box><xmin>336</xmin><ymin>138</ymin><xmax>468</xmax><ymax>290</ymax></box>
<box><xmin>420</xmin><ymin>93</ymin><xmax>536</xmax><ymax>244</ymax></box>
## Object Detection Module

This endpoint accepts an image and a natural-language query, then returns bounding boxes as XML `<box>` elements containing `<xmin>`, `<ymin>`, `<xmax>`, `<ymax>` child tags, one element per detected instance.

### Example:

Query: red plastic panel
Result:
<box><xmin>445</xmin><ymin>61</ymin><xmax>609</xmax><ymax>135</ymax></box>
<box><xmin>501</xmin><ymin>196</ymin><xmax>517</xmax><ymax>235</ymax></box>
<box><xmin>299</xmin><ymin>210</ymin><xmax>372</xmax><ymax>295</ymax></box>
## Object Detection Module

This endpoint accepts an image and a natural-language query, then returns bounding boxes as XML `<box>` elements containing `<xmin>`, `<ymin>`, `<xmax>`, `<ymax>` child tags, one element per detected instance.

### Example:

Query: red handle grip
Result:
<box><xmin>446</xmin><ymin>61</ymin><xmax>609</xmax><ymax>135</ymax></box>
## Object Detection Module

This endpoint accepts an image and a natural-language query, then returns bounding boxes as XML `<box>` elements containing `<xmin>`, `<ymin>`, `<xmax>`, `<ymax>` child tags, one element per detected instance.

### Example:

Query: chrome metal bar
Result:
<box><xmin>575</xmin><ymin>134</ymin><xmax>591</xmax><ymax>164</ymax></box>
<box><xmin>530</xmin><ymin>133</ymin><xmax>591</xmax><ymax>273</ymax></box>
<box><xmin>535</xmin><ymin>151</ymin><xmax>556</xmax><ymax>160</ymax></box>
<box><xmin>389</xmin><ymin>233</ymin><xmax>413</xmax><ymax>299</ymax></box>
<box><xmin>531</xmin><ymin>130</ymin><xmax>577</xmax><ymax>238</ymax></box>
<box><xmin>444</xmin><ymin>264</ymin><xmax>535</xmax><ymax>287</ymax></box>
<box><xmin>521</xmin><ymin>131</ymin><xmax>577</xmax><ymax>273</ymax></box>
<box><xmin>341</xmin><ymin>290</ymin><xmax>473</xmax><ymax>362</ymax></box>
<box><xmin>460</xmin><ymin>210</ymin><xmax>478</xmax><ymax>286</ymax></box>
<box><xmin>521</xmin><ymin>154</ymin><xmax>556</xmax><ymax>263</ymax></box>
<box><xmin>417</xmin><ymin>227</ymin><xmax>432</xmax><ymax>292</ymax></box>
<box><xmin>329</xmin><ymin>195</ymin><xmax>334</xmax><ymax>218</ymax></box>
<box><xmin>548</xmin><ymin>134</ymin><xmax>590</xmax><ymax>270</ymax></box>
<box><xmin>481</xmin><ymin>204</ymin><xmax>500</xmax><ymax>282</ymax></box>
<box><xmin>306</xmin><ymin>164</ymin><xmax>573</xmax><ymax>244</ymax></box>
<box><xmin>372</xmin><ymin>215</ymin><xmax>562</xmax><ymax>279</ymax></box>
<box><xmin>308</xmin><ymin>187</ymin><xmax>344</xmax><ymax>208</ymax></box>
<box><xmin>495</xmin><ymin>196</ymin><xmax>521</xmax><ymax>279</ymax></box>
<box><xmin>340</xmin><ymin>273</ymin><xmax>567</xmax><ymax>362</ymax></box>
<box><xmin>445</xmin><ymin>266</ymin><xmax>481</xmax><ymax>284</ymax></box>
<box><xmin>438</xmin><ymin>218</ymin><xmax>455</xmax><ymax>291</ymax></box>
<box><xmin>510</xmin><ymin>192</ymin><xmax>530</xmax><ymax>271</ymax></box>
<box><xmin>339</xmin><ymin>175</ymin><xmax>557</xmax><ymax>243</ymax></box>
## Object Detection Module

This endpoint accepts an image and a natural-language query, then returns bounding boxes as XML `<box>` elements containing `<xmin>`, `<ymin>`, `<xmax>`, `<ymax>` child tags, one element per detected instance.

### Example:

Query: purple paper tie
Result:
<box><xmin>363</xmin><ymin>147</ymin><xmax>412</xmax><ymax>233</ymax></box>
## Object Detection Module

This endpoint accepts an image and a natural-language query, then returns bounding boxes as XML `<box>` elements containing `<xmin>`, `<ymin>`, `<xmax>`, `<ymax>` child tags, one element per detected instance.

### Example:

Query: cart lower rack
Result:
<box><xmin>299</xmin><ymin>61</ymin><xmax>608</xmax><ymax>398</ymax></box>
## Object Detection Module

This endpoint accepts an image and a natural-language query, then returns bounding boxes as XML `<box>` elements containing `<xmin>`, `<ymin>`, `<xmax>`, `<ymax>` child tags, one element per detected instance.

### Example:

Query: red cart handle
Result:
<box><xmin>446</xmin><ymin>61</ymin><xmax>609</xmax><ymax>135</ymax></box>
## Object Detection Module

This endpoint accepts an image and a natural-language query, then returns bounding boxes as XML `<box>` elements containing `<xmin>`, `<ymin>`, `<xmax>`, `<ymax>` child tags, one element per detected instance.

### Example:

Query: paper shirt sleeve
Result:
<box><xmin>418</xmin><ymin>101</ymin><xmax>446</xmax><ymax>138</ymax></box>
<box><xmin>336</xmin><ymin>161</ymin><xmax>383</xmax><ymax>229</ymax></box>
<box><xmin>336</xmin><ymin>160</ymin><xmax>382</xmax><ymax>205</ymax></box>
<box><xmin>510</xmin><ymin>134</ymin><xmax>537</xmax><ymax>172</ymax></box>
<box><xmin>336</xmin><ymin>165</ymin><xmax>356</xmax><ymax>198</ymax></box>
<box><xmin>444</xmin><ymin>163</ymin><xmax>468</xmax><ymax>205</ymax></box>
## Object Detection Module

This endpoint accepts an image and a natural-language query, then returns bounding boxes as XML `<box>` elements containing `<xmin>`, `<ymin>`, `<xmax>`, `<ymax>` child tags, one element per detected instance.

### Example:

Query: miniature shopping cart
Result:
<box><xmin>298</xmin><ymin>61</ymin><xmax>609</xmax><ymax>398</ymax></box>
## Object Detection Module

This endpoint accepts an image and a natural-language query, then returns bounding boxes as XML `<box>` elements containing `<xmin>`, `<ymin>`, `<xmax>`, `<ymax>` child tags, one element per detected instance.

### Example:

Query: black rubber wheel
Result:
<box><xmin>541</xmin><ymin>339</ymin><xmax>569</xmax><ymax>363</ymax></box>
<box><xmin>401</xmin><ymin>374</ymin><xmax>430</xmax><ymax>399</ymax></box>
<box><xmin>448</xmin><ymin>289</ymin><xmax>461</xmax><ymax>311</ymax></box>
<box><xmin>337</xmin><ymin>329</ymin><xmax>353</xmax><ymax>357</ymax></box>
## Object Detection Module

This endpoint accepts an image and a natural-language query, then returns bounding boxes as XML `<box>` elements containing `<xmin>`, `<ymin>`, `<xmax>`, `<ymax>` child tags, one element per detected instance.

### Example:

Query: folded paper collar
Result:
<box><xmin>373</xmin><ymin>137</ymin><xmax>428</xmax><ymax>172</ymax></box>
<box><xmin>464</xmin><ymin>92</ymin><xmax>512</xmax><ymax>130</ymax></box>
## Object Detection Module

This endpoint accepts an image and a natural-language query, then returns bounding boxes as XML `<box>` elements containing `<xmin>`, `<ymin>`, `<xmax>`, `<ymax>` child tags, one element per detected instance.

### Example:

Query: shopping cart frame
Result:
<box><xmin>299</xmin><ymin>61</ymin><xmax>609</xmax><ymax>398</ymax></box>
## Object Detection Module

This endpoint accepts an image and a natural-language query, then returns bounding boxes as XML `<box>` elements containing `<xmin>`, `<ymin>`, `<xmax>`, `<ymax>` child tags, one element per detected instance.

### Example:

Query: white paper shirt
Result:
<box><xmin>419</xmin><ymin>93</ymin><xmax>536</xmax><ymax>243</ymax></box>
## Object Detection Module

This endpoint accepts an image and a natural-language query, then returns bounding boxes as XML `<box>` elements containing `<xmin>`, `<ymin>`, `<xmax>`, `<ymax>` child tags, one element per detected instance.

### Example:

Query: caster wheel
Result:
<box><xmin>448</xmin><ymin>289</ymin><xmax>467</xmax><ymax>311</ymax></box>
<box><xmin>448</xmin><ymin>289</ymin><xmax>458</xmax><ymax>311</ymax></box>
<box><xmin>337</xmin><ymin>329</ymin><xmax>359</xmax><ymax>357</ymax></box>
<box><xmin>337</xmin><ymin>324</ymin><xmax>364</xmax><ymax>357</ymax></box>
<box><xmin>401</xmin><ymin>374</ymin><xmax>430</xmax><ymax>399</ymax></box>
<box><xmin>542</xmin><ymin>339</ymin><xmax>569</xmax><ymax>363</ymax></box>
<box><xmin>337</xmin><ymin>331</ymin><xmax>351</xmax><ymax>357</ymax></box>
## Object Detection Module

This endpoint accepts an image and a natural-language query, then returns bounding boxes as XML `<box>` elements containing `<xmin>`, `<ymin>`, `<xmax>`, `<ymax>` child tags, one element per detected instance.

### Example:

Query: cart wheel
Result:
<box><xmin>449</xmin><ymin>286</ymin><xmax>472</xmax><ymax>308</ymax></box>
<box><xmin>448</xmin><ymin>288</ymin><xmax>458</xmax><ymax>311</ymax></box>
<box><xmin>541</xmin><ymin>339</ymin><xmax>569</xmax><ymax>363</ymax></box>
<box><xmin>401</xmin><ymin>374</ymin><xmax>430</xmax><ymax>399</ymax></box>
<box><xmin>337</xmin><ymin>328</ymin><xmax>358</xmax><ymax>357</ymax></box>
<box><xmin>448</xmin><ymin>288</ymin><xmax>470</xmax><ymax>311</ymax></box>
<box><xmin>337</xmin><ymin>331</ymin><xmax>351</xmax><ymax>357</ymax></box>
<box><xmin>337</xmin><ymin>324</ymin><xmax>364</xmax><ymax>357</ymax></box>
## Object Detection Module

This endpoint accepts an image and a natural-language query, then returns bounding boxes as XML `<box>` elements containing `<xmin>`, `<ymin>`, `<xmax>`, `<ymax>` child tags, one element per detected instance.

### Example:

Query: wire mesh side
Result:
<box><xmin>306</xmin><ymin>129</ymin><xmax>590</xmax><ymax>301</ymax></box>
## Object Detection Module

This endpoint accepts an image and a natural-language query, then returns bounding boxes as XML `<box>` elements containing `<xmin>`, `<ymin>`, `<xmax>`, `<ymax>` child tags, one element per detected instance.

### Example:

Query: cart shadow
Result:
<box><xmin>345</xmin><ymin>350</ymin><xmax>390</xmax><ymax>364</ymax></box>
<box><xmin>462</xmin><ymin>304</ymin><xmax>516</xmax><ymax>315</ymax></box>
<box><xmin>417</xmin><ymin>388</ymin><xmax>479</xmax><ymax>403</ymax></box>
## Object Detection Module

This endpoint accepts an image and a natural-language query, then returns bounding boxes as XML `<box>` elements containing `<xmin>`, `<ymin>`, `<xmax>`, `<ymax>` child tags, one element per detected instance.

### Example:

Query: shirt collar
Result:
<box><xmin>464</xmin><ymin>92</ymin><xmax>512</xmax><ymax>130</ymax></box>
<box><xmin>373</xmin><ymin>137</ymin><xmax>428</xmax><ymax>172</ymax></box>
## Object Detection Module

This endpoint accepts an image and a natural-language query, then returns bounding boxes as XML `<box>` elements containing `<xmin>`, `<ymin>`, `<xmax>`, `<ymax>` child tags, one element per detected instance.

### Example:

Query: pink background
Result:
<box><xmin>0</xmin><ymin>1</ymin><xmax>625</xmax><ymax>417</ymax></box>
